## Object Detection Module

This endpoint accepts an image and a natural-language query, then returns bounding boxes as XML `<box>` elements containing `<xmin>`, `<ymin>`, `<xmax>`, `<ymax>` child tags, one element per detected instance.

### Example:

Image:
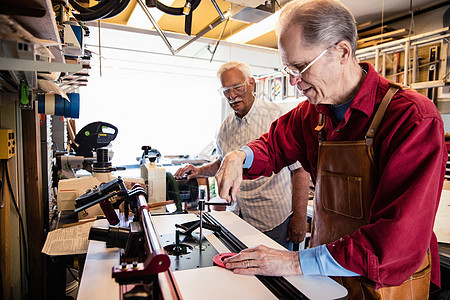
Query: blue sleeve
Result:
<box><xmin>299</xmin><ymin>244</ymin><xmax>360</xmax><ymax>277</ymax></box>
<box><xmin>239</xmin><ymin>146</ymin><xmax>254</xmax><ymax>169</ymax></box>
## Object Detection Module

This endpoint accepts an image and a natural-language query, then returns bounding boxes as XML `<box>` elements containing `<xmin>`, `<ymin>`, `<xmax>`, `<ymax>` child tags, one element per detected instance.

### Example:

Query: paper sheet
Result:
<box><xmin>41</xmin><ymin>221</ymin><xmax>94</xmax><ymax>256</ymax></box>
<box><xmin>434</xmin><ymin>190</ymin><xmax>450</xmax><ymax>244</ymax></box>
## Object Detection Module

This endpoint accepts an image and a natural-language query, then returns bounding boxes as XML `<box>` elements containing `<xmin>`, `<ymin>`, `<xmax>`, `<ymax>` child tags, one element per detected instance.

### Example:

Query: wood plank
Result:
<box><xmin>0</xmin><ymin>163</ymin><xmax>11</xmax><ymax>300</ymax></box>
<box><xmin>358</xmin><ymin>37</ymin><xmax>395</xmax><ymax>49</ymax></box>
<box><xmin>357</xmin><ymin>28</ymin><xmax>409</xmax><ymax>44</ymax></box>
<box><xmin>22</xmin><ymin>108</ymin><xmax>45</xmax><ymax>300</ymax></box>
<box><xmin>358</xmin><ymin>25</ymin><xmax>390</xmax><ymax>39</ymax></box>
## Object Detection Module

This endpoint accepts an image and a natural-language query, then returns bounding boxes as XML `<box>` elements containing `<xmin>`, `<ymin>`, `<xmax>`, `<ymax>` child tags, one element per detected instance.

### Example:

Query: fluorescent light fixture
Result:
<box><xmin>225</xmin><ymin>10</ymin><xmax>280</xmax><ymax>44</ymax></box>
<box><xmin>127</xmin><ymin>0</ymin><xmax>175</xmax><ymax>29</ymax></box>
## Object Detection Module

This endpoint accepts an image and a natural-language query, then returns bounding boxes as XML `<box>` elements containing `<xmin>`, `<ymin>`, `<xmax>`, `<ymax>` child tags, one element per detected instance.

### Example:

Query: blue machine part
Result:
<box><xmin>37</xmin><ymin>94</ymin><xmax>45</xmax><ymax>114</ymax></box>
<box><xmin>68</xmin><ymin>93</ymin><xmax>80</xmax><ymax>118</ymax></box>
<box><xmin>37</xmin><ymin>93</ymin><xmax>80</xmax><ymax>118</ymax></box>
<box><xmin>55</xmin><ymin>94</ymin><xmax>65</xmax><ymax>116</ymax></box>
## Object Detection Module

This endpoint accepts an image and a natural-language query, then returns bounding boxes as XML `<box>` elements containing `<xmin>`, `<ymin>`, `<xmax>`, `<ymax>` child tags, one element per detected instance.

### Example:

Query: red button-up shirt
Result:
<box><xmin>245</xmin><ymin>62</ymin><xmax>446</xmax><ymax>289</ymax></box>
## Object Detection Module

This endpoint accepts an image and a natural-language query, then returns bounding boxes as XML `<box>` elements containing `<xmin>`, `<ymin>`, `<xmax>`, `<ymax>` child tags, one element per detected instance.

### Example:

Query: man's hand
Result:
<box><xmin>287</xmin><ymin>213</ymin><xmax>307</xmax><ymax>244</ymax></box>
<box><xmin>223</xmin><ymin>245</ymin><xmax>302</xmax><ymax>276</ymax></box>
<box><xmin>174</xmin><ymin>164</ymin><xmax>199</xmax><ymax>179</ymax></box>
<box><xmin>215</xmin><ymin>150</ymin><xmax>246</xmax><ymax>202</ymax></box>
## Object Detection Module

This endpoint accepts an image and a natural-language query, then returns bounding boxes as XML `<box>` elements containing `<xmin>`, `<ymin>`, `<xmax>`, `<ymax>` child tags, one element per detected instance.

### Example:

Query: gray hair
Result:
<box><xmin>217</xmin><ymin>61</ymin><xmax>252</xmax><ymax>80</ymax></box>
<box><xmin>276</xmin><ymin>0</ymin><xmax>357</xmax><ymax>55</ymax></box>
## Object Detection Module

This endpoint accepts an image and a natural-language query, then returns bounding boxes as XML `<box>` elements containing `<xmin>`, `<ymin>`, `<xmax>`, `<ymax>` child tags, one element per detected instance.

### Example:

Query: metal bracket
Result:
<box><xmin>136</xmin><ymin>0</ymin><xmax>227</xmax><ymax>55</ymax></box>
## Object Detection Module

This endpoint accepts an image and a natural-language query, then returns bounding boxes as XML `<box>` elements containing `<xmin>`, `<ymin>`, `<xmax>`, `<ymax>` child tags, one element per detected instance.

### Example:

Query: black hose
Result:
<box><xmin>155</xmin><ymin>0</ymin><xmax>201</xmax><ymax>16</ymax></box>
<box><xmin>69</xmin><ymin>0</ymin><xmax>117</xmax><ymax>21</ymax></box>
<box><xmin>69</xmin><ymin>0</ymin><xmax>110</xmax><ymax>13</ymax></box>
<box><xmin>69</xmin><ymin>0</ymin><xmax>130</xmax><ymax>21</ymax></box>
<box><xmin>105</xmin><ymin>0</ymin><xmax>131</xmax><ymax>19</ymax></box>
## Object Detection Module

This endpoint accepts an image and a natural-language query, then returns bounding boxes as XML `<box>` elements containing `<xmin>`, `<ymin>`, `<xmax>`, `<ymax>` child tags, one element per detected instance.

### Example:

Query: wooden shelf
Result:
<box><xmin>0</xmin><ymin>57</ymin><xmax>81</xmax><ymax>73</ymax></box>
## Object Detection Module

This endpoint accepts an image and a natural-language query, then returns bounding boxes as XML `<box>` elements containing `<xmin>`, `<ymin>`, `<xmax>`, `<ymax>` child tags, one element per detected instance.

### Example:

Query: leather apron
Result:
<box><xmin>311</xmin><ymin>83</ymin><xmax>431</xmax><ymax>299</ymax></box>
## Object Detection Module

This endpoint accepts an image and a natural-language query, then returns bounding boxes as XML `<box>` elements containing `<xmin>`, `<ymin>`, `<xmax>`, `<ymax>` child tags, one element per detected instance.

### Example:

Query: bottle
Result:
<box><xmin>142</xmin><ymin>159</ymin><xmax>166</xmax><ymax>204</ymax></box>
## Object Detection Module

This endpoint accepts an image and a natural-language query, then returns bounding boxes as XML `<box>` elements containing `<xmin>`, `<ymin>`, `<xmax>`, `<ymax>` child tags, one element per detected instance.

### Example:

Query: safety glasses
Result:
<box><xmin>281</xmin><ymin>48</ymin><xmax>328</xmax><ymax>79</ymax></box>
<box><xmin>218</xmin><ymin>80</ymin><xmax>248</xmax><ymax>98</ymax></box>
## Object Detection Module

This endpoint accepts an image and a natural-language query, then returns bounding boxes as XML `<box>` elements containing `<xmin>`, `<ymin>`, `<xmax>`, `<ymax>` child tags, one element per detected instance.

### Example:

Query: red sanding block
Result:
<box><xmin>213</xmin><ymin>252</ymin><xmax>237</xmax><ymax>268</ymax></box>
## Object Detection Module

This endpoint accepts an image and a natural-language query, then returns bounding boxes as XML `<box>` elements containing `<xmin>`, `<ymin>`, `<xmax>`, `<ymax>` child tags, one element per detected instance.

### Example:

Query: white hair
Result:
<box><xmin>217</xmin><ymin>61</ymin><xmax>252</xmax><ymax>80</ymax></box>
<box><xmin>276</xmin><ymin>0</ymin><xmax>358</xmax><ymax>55</ymax></box>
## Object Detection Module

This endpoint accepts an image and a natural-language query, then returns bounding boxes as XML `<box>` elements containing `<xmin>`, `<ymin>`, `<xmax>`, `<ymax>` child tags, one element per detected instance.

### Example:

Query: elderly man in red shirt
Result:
<box><xmin>215</xmin><ymin>0</ymin><xmax>447</xmax><ymax>299</ymax></box>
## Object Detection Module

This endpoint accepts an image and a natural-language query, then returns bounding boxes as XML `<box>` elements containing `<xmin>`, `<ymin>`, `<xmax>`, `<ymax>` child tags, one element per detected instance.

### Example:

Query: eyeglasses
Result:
<box><xmin>281</xmin><ymin>48</ymin><xmax>328</xmax><ymax>78</ymax></box>
<box><xmin>218</xmin><ymin>80</ymin><xmax>247</xmax><ymax>98</ymax></box>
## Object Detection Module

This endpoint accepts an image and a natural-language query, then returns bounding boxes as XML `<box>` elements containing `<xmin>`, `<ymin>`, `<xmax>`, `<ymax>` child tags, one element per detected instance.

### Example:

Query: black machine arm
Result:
<box><xmin>82</xmin><ymin>177</ymin><xmax>174</xmax><ymax>284</ymax></box>
<box><xmin>74</xmin><ymin>177</ymin><xmax>128</xmax><ymax>225</ymax></box>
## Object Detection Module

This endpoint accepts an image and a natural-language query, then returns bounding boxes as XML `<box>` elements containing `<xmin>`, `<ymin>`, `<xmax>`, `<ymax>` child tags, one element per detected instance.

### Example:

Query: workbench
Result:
<box><xmin>77</xmin><ymin>211</ymin><xmax>347</xmax><ymax>300</ymax></box>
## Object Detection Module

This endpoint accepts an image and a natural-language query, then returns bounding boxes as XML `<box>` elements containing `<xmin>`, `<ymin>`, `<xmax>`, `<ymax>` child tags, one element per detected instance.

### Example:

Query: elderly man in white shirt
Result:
<box><xmin>175</xmin><ymin>61</ymin><xmax>310</xmax><ymax>249</ymax></box>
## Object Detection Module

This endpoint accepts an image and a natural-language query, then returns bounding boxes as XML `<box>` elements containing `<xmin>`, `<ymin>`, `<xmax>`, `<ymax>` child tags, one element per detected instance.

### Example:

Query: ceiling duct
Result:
<box><xmin>228</xmin><ymin>0</ymin><xmax>275</xmax><ymax>23</ymax></box>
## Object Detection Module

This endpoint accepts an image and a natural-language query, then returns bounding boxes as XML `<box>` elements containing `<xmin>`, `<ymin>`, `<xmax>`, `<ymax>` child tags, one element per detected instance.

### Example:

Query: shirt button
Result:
<box><xmin>339</xmin><ymin>238</ymin><xmax>344</xmax><ymax>242</ymax></box>
<box><xmin>336</xmin><ymin>129</ymin><xmax>340</xmax><ymax>132</ymax></box>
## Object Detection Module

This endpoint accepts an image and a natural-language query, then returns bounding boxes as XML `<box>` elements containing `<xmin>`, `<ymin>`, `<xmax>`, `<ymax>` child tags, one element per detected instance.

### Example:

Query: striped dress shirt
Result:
<box><xmin>216</xmin><ymin>98</ymin><xmax>301</xmax><ymax>232</ymax></box>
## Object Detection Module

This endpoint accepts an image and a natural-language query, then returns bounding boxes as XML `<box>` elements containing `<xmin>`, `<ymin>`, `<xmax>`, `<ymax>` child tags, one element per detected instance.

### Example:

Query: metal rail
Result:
<box><xmin>203</xmin><ymin>213</ymin><xmax>310</xmax><ymax>300</ymax></box>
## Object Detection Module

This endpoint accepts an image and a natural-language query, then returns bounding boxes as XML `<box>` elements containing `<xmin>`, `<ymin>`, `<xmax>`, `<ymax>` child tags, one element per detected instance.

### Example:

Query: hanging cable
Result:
<box><xmin>3</xmin><ymin>160</ymin><xmax>30</xmax><ymax>298</ymax></box>
<box><xmin>407</xmin><ymin>0</ymin><xmax>415</xmax><ymax>83</ymax></box>
<box><xmin>380</xmin><ymin>0</ymin><xmax>385</xmax><ymax>42</ymax></box>
<box><xmin>98</xmin><ymin>20</ymin><xmax>102</xmax><ymax>77</ymax></box>
<box><xmin>408</xmin><ymin>0</ymin><xmax>416</xmax><ymax>39</ymax></box>
<box><xmin>0</xmin><ymin>169</ymin><xmax>4</xmax><ymax>209</ymax></box>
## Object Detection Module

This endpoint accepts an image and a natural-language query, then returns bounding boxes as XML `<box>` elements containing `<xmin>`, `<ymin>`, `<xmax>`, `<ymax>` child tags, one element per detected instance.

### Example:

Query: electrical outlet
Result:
<box><xmin>0</xmin><ymin>129</ymin><xmax>15</xmax><ymax>159</ymax></box>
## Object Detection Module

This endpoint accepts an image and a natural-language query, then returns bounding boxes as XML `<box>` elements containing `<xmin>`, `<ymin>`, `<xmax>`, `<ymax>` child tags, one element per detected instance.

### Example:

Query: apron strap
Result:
<box><xmin>315</xmin><ymin>114</ymin><xmax>326</xmax><ymax>143</ymax></box>
<box><xmin>365</xmin><ymin>82</ymin><xmax>402</xmax><ymax>144</ymax></box>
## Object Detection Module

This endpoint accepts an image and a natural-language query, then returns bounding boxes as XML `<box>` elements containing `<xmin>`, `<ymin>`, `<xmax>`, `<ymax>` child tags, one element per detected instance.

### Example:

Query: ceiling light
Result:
<box><xmin>225</xmin><ymin>10</ymin><xmax>280</xmax><ymax>44</ymax></box>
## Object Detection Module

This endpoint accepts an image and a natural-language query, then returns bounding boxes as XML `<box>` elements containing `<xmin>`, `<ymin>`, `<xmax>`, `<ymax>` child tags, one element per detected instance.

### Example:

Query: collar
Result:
<box><xmin>315</xmin><ymin>62</ymin><xmax>380</xmax><ymax>118</ymax></box>
<box><xmin>234</xmin><ymin>97</ymin><xmax>258</xmax><ymax>124</ymax></box>
<box><xmin>349</xmin><ymin>62</ymin><xmax>380</xmax><ymax>117</ymax></box>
